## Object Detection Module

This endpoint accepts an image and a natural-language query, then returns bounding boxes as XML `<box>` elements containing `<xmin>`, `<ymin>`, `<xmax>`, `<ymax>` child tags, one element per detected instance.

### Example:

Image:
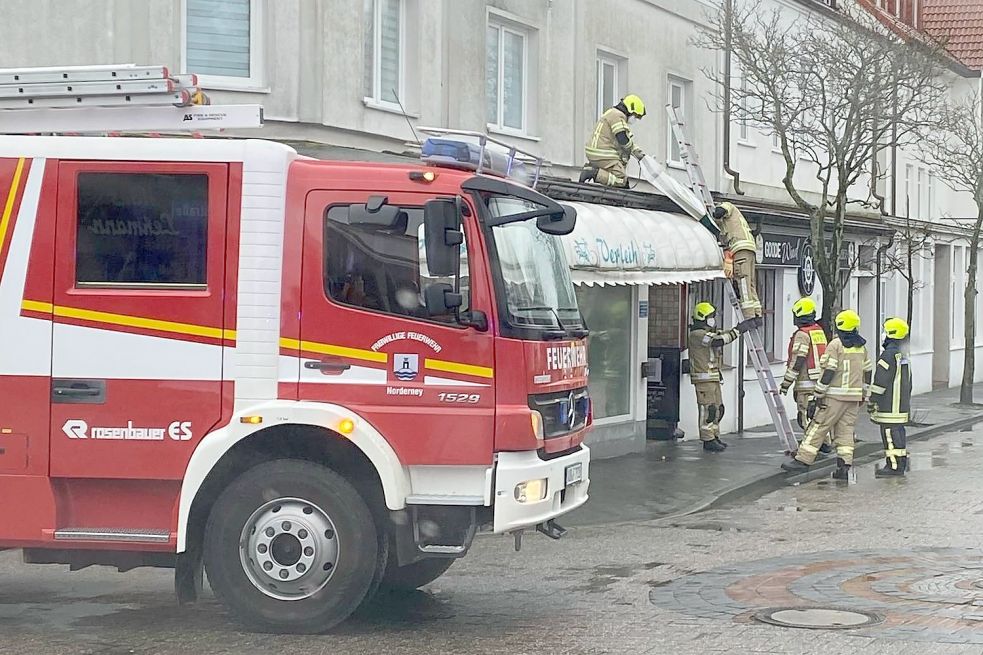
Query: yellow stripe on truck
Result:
<box><xmin>0</xmin><ymin>158</ymin><xmax>26</xmax><ymax>260</ymax></box>
<box><xmin>425</xmin><ymin>358</ymin><xmax>494</xmax><ymax>379</ymax></box>
<box><xmin>21</xmin><ymin>300</ymin><xmax>236</xmax><ymax>341</ymax></box>
<box><xmin>280</xmin><ymin>337</ymin><xmax>387</xmax><ymax>364</ymax></box>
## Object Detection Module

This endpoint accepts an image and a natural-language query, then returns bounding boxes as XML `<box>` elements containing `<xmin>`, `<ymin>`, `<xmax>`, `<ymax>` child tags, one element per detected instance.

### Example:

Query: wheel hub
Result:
<box><xmin>240</xmin><ymin>497</ymin><xmax>339</xmax><ymax>600</ymax></box>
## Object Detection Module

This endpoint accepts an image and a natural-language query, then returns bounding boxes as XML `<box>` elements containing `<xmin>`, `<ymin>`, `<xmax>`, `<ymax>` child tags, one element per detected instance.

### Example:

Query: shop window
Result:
<box><xmin>757</xmin><ymin>268</ymin><xmax>777</xmax><ymax>360</ymax></box>
<box><xmin>75</xmin><ymin>172</ymin><xmax>208</xmax><ymax>288</ymax></box>
<box><xmin>322</xmin><ymin>204</ymin><xmax>469</xmax><ymax>325</ymax></box>
<box><xmin>577</xmin><ymin>285</ymin><xmax>632</xmax><ymax>420</ymax></box>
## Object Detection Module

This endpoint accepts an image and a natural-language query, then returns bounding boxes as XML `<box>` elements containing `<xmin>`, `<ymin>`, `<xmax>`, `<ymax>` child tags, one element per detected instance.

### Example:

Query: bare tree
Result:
<box><xmin>921</xmin><ymin>92</ymin><xmax>983</xmax><ymax>404</ymax></box>
<box><xmin>699</xmin><ymin>0</ymin><xmax>947</xmax><ymax>326</ymax></box>
<box><xmin>881</xmin><ymin>213</ymin><xmax>934</xmax><ymax>327</ymax></box>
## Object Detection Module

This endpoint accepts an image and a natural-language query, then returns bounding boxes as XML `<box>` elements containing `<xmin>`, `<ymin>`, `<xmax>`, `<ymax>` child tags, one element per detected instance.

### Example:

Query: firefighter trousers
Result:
<box><xmin>795</xmin><ymin>397</ymin><xmax>859</xmax><ymax>465</ymax></box>
<box><xmin>694</xmin><ymin>381</ymin><xmax>723</xmax><ymax>441</ymax></box>
<box><xmin>878</xmin><ymin>424</ymin><xmax>908</xmax><ymax>471</ymax></box>
<box><xmin>794</xmin><ymin>390</ymin><xmax>832</xmax><ymax>447</ymax></box>
<box><xmin>586</xmin><ymin>156</ymin><xmax>628</xmax><ymax>187</ymax></box>
<box><xmin>732</xmin><ymin>250</ymin><xmax>762</xmax><ymax>318</ymax></box>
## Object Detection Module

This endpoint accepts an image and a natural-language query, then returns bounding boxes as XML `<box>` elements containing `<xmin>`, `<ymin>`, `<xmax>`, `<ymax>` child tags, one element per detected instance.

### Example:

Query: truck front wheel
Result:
<box><xmin>203</xmin><ymin>460</ymin><xmax>379</xmax><ymax>634</ymax></box>
<box><xmin>380</xmin><ymin>557</ymin><xmax>455</xmax><ymax>591</ymax></box>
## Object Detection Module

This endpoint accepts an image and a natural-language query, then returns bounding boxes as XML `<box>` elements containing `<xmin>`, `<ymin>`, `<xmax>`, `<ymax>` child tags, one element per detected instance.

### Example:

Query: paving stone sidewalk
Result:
<box><xmin>566</xmin><ymin>382</ymin><xmax>983</xmax><ymax>527</ymax></box>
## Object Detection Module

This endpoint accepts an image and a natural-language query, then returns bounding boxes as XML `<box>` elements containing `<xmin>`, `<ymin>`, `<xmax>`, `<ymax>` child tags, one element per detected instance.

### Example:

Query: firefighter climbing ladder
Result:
<box><xmin>0</xmin><ymin>63</ymin><xmax>263</xmax><ymax>133</ymax></box>
<box><xmin>665</xmin><ymin>104</ymin><xmax>798</xmax><ymax>454</ymax></box>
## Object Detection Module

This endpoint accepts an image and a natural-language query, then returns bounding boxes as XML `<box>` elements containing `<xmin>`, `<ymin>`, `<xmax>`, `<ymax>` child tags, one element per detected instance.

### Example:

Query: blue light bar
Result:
<box><xmin>417</xmin><ymin>129</ymin><xmax>543</xmax><ymax>187</ymax></box>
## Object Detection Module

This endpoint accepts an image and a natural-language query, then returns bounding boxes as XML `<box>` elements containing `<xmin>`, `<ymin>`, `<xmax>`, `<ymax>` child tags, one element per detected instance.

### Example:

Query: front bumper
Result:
<box><xmin>491</xmin><ymin>447</ymin><xmax>590</xmax><ymax>534</ymax></box>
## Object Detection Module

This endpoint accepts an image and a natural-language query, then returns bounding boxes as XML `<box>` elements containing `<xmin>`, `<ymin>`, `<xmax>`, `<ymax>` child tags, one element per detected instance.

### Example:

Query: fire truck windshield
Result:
<box><xmin>486</xmin><ymin>196</ymin><xmax>582</xmax><ymax>336</ymax></box>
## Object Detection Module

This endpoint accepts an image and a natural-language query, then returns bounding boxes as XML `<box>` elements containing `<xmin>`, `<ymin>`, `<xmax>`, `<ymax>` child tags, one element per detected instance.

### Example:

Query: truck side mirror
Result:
<box><xmin>423</xmin><ymin>282</ymin><xmax>463</xmax><ymax>317</ymax></box>
<box><xmin>536</xmin><ymin>204</ymin><xmax>577</xmax><ymax>236</ymax></box>
<box><xmin>423</xmin><ymin>198</ymin><xmax>463</xmax><ymax>277</ymax></box>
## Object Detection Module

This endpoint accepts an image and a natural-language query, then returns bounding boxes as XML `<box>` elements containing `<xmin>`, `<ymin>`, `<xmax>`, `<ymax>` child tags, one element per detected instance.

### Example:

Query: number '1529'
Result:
<box><xmin>438</xmin><ymin>393</ymin><xmax>480</xmax><ymax>403</ymax></box>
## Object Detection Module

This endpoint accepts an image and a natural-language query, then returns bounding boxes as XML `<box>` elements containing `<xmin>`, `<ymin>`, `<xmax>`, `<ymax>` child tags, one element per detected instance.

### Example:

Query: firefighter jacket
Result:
<box><xmin>719</xmin><ymin>204</ymin><xmax>756</xmax><ymax>254</ymax></box>
<box><xmin>782</xmin><ymin>323</ymin><xmax>828</xmax><ymax>391</ymax></box>
<box><xmin>814</xmin><ymin>334</ymin><xmax>873</xmax><ymax>401</ymax></box>
<box><xmin>585</xmin><ymin>107</ymin><xmax>643</xmax><ymax>163</ymax></box>
<box><xmin>687</xmin><ymin>325</ymin><xmax>740</xmax><ymax>384</ymax></box>
<box><xmin>869</xmin><ymin>340</ymin><xmax>912</xmax><ymax>424</ymax></box>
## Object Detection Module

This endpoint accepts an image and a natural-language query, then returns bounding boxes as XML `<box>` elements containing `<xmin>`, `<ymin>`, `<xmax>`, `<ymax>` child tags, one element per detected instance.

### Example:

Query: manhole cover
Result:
<box><xmin>753</xmin><ymin>607</ymin><xmax>882</xmax><ymax>630</ymax></box>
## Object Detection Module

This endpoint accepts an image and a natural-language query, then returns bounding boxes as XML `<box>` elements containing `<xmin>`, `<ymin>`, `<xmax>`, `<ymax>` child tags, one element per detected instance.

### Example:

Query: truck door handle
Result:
<box><xmin>304</xmin><ymin>359</ymin><xmax>351</xmax><ymax>374</ymax></box>
<box><xmin>52</xmin><ymin>379</ymin><xmax>106</xmax><ymax>404</ymax></box>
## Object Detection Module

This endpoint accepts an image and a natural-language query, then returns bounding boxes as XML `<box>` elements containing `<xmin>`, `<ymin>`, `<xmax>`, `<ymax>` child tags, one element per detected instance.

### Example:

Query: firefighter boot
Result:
<box><xmin>832</xmin><ymin>458</ymin><xmax>851</xmax><ymax>480</ymax></box>
<box><xmin>819</xmin><ymin>442</ymin><xmax>833</xmax><ymax>455</ymax></box>
<box><xmin>875</xmin><ymin>457</ymin><xmax>907</xmax><ymax>478</ymax></box>
<box><xmin>579</xmin><ymin>166</ymin><xmax>597</xmax><ymax>184</ymax></box>
<box><xmin>703</xmin><ymin>439</ymin><xmax>726</xmax><ymax>453</ymax></box>
<box><xmin>781</xmin><ymin>459</ymin><xmax>809</xmax><ymax>473</ymax></box>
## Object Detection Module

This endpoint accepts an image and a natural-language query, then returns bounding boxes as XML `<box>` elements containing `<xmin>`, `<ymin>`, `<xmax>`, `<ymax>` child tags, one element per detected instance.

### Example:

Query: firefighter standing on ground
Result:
<box><xmin>687</xmin><ymin>302</ymin><xmax>755</xmax><ymax>453</ymax></box>
<box><xmin>579</xmin><ymin>94</ymin><xmax>647</xmax><ymax>188</ymax></box>
<box><xmin>869</xmin><ymin>318</ymin><xmax>913</xmax><ymax>477</ymax></box>
<box><xmin>779</xmin><ymin>298</ymin><xmax>833</xmax><ymax>456</ymax></box>
<box><xmin>713</xmin><ymin>202</ymin><xmax>762</xmax><ymax>320</ymax></box>
<box><xmin>781</xmin><ymin>310</ymin><xmax>872</xmax><ymax>479</ymax></box>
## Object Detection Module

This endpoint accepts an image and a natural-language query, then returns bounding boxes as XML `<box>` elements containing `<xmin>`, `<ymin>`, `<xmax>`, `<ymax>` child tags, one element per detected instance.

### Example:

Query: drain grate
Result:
<box><xmin>753</xmin><ymin>607</ymin><xmax>882</xmax><ymax>630</ymax></box>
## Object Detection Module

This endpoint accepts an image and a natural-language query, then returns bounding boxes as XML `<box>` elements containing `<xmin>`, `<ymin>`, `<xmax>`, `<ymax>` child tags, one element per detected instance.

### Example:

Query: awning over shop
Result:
<box><xmin>558</xmin><ymin>202</ymin><xmax>725</xmax><ymax>286</ymax></box>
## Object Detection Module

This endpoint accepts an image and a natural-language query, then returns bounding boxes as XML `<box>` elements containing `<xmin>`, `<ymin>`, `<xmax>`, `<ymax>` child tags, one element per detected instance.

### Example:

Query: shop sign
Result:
<box><xmin>639</xmin><ymin>300</ymin><xmax>649</xmax><ymax>319</ymax></box>
<box><xmin>571</xmin><ymin>236</ymin><xmax>657</xmax><ymax>271</ymax></box>
<box><xmin>754</xmin><ymin>233</ymin><xmax>806</xmax><ymax>267</ymax></box>
<box><xmin>798</xmin><ymin>241</ymin><xmax>816</xmax><ymax>296</ymax></box>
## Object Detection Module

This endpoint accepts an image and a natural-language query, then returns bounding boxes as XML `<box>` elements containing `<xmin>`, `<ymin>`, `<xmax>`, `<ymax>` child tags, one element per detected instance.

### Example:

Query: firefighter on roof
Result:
<box><xmin>869</xmin><ymin>317</ymin><xmax>912</xmax><ymax>477</ymax></box>
<box><xmin>782</xmin><ymin>309</ymin><xmax>872</xmax><ymax>479</ymax></box>
<box><xmin>687</xmin><ymin>302</ymin><xmax>755</xmax><ymax>452</ymax></box>
<box><xmin>712</xmin><ymin>202</ymin><xmax>762</xmax><ymax>320</ymax></box>
<box><xmin>579</xmin><ymin>94</ymin><xmax>646</xmax><ymax>188</ymax></box>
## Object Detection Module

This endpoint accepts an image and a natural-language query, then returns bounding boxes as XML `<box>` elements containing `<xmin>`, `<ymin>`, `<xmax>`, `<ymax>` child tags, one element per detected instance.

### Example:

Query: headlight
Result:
<box><xmin>514</xmin><ymin>478</ymin><xmax>548</xmax><ymax>503</ymax></box>
<box><xmin>530</xmin><ymin>410</ymin><xmax>544</xmax><ymax>440</ymax></box>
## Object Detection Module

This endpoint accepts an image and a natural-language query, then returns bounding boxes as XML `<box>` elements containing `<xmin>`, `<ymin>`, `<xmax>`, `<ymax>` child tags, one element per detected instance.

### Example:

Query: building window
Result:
<box><xmin>322</xmin><ymin>204</ymin><xmax>469</xmax><ymax>325</ymax></box>
<box><xmin>756</xmin><ymin>268</ymin><xmax>778</xmax><ymax>360</ymax></box>
<box><xmin>364</xmin><ymin>0</ymin><xmax>404</xmax><ymax>106</ymax></box>
<box><xmin>183</xmin><ymin>0</ymin><xmax>264</xmax><ymax>89</ymax></box>
<box><xmin>904</xmin><ymin>163</ymin><xmax>914</xmax><ymax>218</ymax></box>
<box><xmin>667</xmin><ymin>76</ymin><xmax>690</xmax><ymax>165</ymax></box>
<box><xmin>596</xmin><ymin>53</ymin><xmax>621</xmax><ymax>120</ymax></box>
<box><xmin>76</xmin><ymin>173</ymin><xmax>208</xmax><ymax>288</ymax></box>
<box><xmin>688</xmin><ymin>279</ymin><xmax>727</xmax><ymax>329</ymax></box>
<box><xmin>577</xmin><ymin>285</ymin><xmax>632</xmax><ymax>420</ymax></box>
<box><xmin>486</xmin><ymin>19</ymin><xmax>527</xmax><ymax>132</ymax></box>
<box><xmin>917</xmin><ymin>167</ymin><xmax>926</xmax><ymax>220</ymax></box>
<box><xmin>927</xmin><ymin>173</ymin><xmax>935</xmax><ymax>220</ymax></box>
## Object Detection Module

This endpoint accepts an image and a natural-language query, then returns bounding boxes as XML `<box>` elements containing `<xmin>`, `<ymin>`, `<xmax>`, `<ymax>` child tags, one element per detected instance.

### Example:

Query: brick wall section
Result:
<box><xmin>648</xmin><ymin>285</ymin><xmax>683</xmax><ymax>348</ymax></box>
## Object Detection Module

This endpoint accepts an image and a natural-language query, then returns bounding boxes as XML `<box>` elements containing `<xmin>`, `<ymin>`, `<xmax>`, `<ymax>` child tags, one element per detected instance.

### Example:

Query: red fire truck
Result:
<box><xmin>0</xmin><ymin>79</ymin><xmax>591</xmax><ymax>632</ymax></box>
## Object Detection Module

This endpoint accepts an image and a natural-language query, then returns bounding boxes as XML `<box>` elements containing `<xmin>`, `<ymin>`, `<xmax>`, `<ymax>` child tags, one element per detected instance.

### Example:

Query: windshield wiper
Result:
<box><xmin>512</xmin><ymin>306</ymin><xmax>588</xmax><ymax>339</ymax></box>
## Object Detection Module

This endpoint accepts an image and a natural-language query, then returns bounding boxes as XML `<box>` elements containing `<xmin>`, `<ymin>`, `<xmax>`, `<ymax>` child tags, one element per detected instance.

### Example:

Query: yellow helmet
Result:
<box><xmin>883</xmin><ymin>317</ymin><xmax>910</xmax><ymax>340</ymax></box>
<box><xmin>622</xmin><ymin>94</ymin><xmax>646</xmax><ymax>118</ymax></box>
<box><xmin>694</xmin><ymin>301</ymin><xmax>716</xmax><ymax>321</ymax></box>
<box><xmin>835</xmin><ymin>309</ymin><xmax>861</xmax><ymax>332</ymax></box>
<box><xmin>791</xmin><ymin>297</ymin><xmax>817</xmax><ymax>318</ymax></box>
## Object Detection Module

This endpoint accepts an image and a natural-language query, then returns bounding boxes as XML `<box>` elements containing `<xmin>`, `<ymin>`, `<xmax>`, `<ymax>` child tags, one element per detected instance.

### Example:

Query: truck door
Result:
<box><xmin>48</xmin><ymin>161</ymin><xmax>230</xmax><ymax>479</ymax></box>
<box><xmin>296</xmin><ymin>190</ymin><xmax>496</xmax><ymax>466</ymax></box>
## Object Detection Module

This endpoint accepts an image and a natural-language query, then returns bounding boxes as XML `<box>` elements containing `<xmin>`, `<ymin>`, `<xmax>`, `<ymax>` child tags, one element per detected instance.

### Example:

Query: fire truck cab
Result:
<box><xmin>0</xmin><ymin>127</ymin><xmax>591</xmax><ymax>632</ymax></box>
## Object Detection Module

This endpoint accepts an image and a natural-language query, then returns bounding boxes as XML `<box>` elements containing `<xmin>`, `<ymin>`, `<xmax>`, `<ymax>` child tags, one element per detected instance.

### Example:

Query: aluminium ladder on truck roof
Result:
<box><xmin>0</xmin><ymin>63</ymin><xmax>263</xmax><ymax>133</ymax></box>
<box><xmin>665</xmin><ymin>104</ymin><xmax>798</xmax><ymax>455</ymax></box>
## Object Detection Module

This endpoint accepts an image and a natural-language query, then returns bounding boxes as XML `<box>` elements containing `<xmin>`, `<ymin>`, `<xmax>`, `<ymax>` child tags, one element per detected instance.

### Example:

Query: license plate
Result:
<box><xmin>565</xmin><ymin>462</ymin><xmax>583</xmax><ymax>487</ymax></box>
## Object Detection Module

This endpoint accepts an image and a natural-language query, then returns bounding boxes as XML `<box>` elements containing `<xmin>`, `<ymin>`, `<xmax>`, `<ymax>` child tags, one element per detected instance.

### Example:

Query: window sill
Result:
<box><xmin>363</xmin><ymin>97</ymin><xmax>419</xmax><ymax>118</ymax></box>
<box><xmin>196</xmin><ymin>79</ymin><xmax>270</xmax><ymax>94</ymax></box>
<box><xmin>736</xmin><ymin>140</ymin><xmax>756</xmax><ymax>149</ymax></box>
<box><xmin>486</xmin><ymin>125</ymin><xmax>541</xmax><ymax>143</ymax></box>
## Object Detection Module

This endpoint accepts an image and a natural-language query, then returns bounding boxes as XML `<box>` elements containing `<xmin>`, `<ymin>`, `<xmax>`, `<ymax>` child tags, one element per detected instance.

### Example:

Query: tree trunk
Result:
<box><xmin>961</xmin><ymin>210</ymin><xmax>983</xmax><ymax>404</ymax></box>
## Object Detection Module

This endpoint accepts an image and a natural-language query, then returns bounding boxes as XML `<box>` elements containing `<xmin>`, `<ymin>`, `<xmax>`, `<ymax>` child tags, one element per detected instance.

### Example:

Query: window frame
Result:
<box><xmin>576</xmin><ymin>283</ymin><xmax>636</xmax><ymax>424</ymax></box>
<box><xmin>595</xmin><ymin>52</ymin><xmax>621</xmax><ymax>121</ymax></box>
<box><xmin>755</xmin><ymin>268</ymin><xmax>779</xmax><ymax>362</ymax></box>
<box><xmin>667</xmin><ymin>76</ymin><xmax>690</xmax><ymax>166</ymax></box>
<box><xmin>486</xmin><ymin>17</ymin><xmax>529</xmax><ymax>135</ymax></box>
<box><xmin>320</xmin><ymin>202</ymin><xmax>471</xmax><ymax>329</ymax></box>
<box><xmin>363</xmin><ymin>0</ymin><xmax>406</xmax><ymax>110</ymax></box>
<box><xmin>180</xmin><ymin>0</ymin><xmax>267</xmax><ymax>92</ymax></box>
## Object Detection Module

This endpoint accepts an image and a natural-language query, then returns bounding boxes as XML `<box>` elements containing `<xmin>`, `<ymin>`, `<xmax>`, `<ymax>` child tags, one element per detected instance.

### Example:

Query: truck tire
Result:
<box><xmin>203</xmin><ymin>459</ymin><xmax>379</xmax><ymax>634</ymax></box>
<box><xmin>380</xmin><ymin>557</ymin><xmax>455</xmax><ymax>591</ymax></box>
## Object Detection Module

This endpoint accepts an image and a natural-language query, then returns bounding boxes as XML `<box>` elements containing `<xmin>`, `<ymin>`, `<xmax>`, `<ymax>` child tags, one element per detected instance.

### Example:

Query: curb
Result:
<box><xmin>662</xmin><ymin>411</ymin><xmax>983</xmax><ymax>519</ymax></box>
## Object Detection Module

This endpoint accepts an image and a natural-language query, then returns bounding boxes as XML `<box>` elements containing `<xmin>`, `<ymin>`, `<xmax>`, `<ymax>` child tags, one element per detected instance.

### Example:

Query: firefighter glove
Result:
<box><xmin>780</xmin><ymin>381</ymin><xmax>791</xmax><ymax>395</ymax></box>
<box><xmin>867</xmin><ymin>400</ymin><xmax>877</xmax><ymax>414</ymax></box>
<box><xmin>806</xmin><ymin>399</ymin><xmax>819</xmax><ymax>420</ymax></box>
<box><xmin>737</xmin><ymin>318</ymin><xmax>757</xmax><ymax>334</ymax></box>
